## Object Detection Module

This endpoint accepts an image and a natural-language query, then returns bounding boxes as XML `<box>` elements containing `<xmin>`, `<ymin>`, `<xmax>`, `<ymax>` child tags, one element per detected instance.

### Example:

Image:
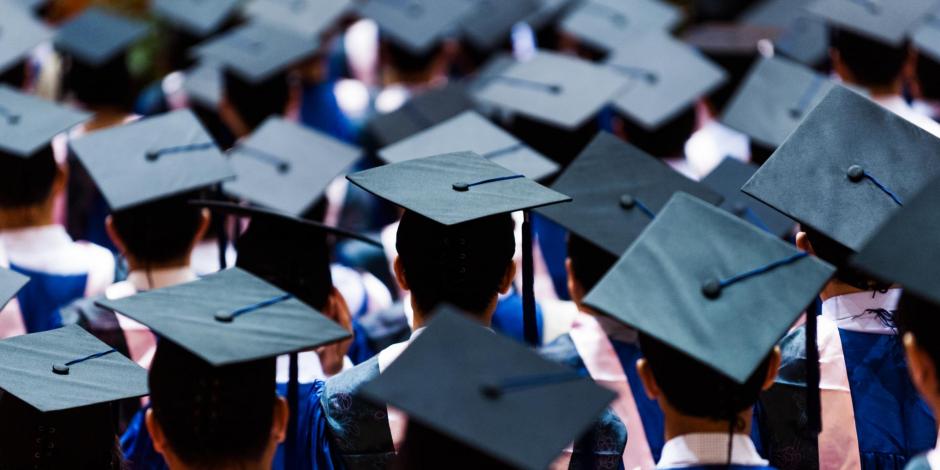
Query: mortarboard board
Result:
<box><xmin>912</xmin><ymin>9</ymin><xmax>940</xmax><ymax>62</ymax></box>
<box><xmin>53</xmin><ymin>7</ymin><xmax>150</xmax><ymax>67</ymax></box>
<box><xmin>472</xmin><ymin>50</ymin><xmax>628</xmax><ymax>131</ymax></box>
<box><xmin>584</xmin><ymin>193</ymin><xmax>834</xmax><ymax>383</ymax></box>
<box><xmin>365</xmin><ymin>82</ymin><xmax>473</xmax><ymax>148</ymax></box>
<box><xmin>96</xmin><ymin>268</ymin><xmax>351</xmax><ymax>366</ymax></box>
<box><xmin>182</xmin><ymin>60</ymin><xmax>223</xmax><ymax>109</ymax></box>
<box><xmin>378</xmin><ymin>110</ymin><xmax>559</xmax><ymax>181</ymax></box>
<box><xmin>69</xmin><ymin>109</ymin><xmax>235</xmax><ymax>211</ymax></box>
<box><xmin>0</xmin><ymin>85</ymin><xmax>91</xmax><ymax>157</ymax></box>
<box><xmin>222</xmin><ymin>116</ymin><xmax>360</xmax><ymax>216</ymax></box>
<box><xmin>742</xmin><ymin>0</ymin><xmax>830</xmax><ymax>66</ymax></box>
<box><xmin>13</xmin><ymin>0</ymin><xmax>48</xmax><ymax>10</ymax></box>
<box><xmin>151</xmin><ymin>0</ymin><xmax>242</xmax><ymax>37</ymax></box>
<box><xmin>605</xmin><ymin>32</ymin><xmax>727</xmax><ymax>130</ymax></box>
<box><xmin>524</xmin><ymin>0</ymin><xmax>579</xmax><ymax>31</ymax></box>
<box><xmin>0</xmin><ymin>267</ymin><xmax>28</xmax><ymax>310</ymax></box>
<box><xmin>0</xmin><ymin>3</ymin><xmax>53</xmax><ymax>75</ymax></box>
<box><xmin>192</xmin><ymin>22</ymin><xmax>320</xmax><ymax>84</ymax></box>
<box><xmin>243</xmin><ymin>0</ymin><xmax>352</xmax><ymax>38</ymax></box>
<box><xmin>458</xmin><ymin>0</ymin><xmax>541</xmax><ymax>52</ymax></box>
<box><xmin>560</xmin><ymin>0</ymin><xmax>682</xmax><ymax>53</ymax></box>
<box><xmin>720</xmin><ymin>55</ymin><xmax>834</xmax><ymax>149</ymax></box>
<box><xmin>850</xmin><ymin>178</ymin><xmax>940</xmax><ymax>305</ymax></box>
<box><xmin>0</xmin><ymin>325</ymin><xmax>148</xmax><ymax>412</ymax></box>
<box><xmin>355</xmin><ymin>0</ymin><xmax>475</xmax><ymax>56</ymax></box>
<box><xmin>806</xmin><ymin>0</ymin><xmax>938</xmax><ymax>46</ymax></box>
<box><xmin>535</xmin><ymin>132</ymin><xmax>723</xmax><ymax>257</ymax></box>
<box><xmin>360</xmin><ymin>305</ymin><xmax>616</xmax><ymax>470</ymax></box>
<box><xmin>742</xmin><ymin>85</ymin><xmax>940</xmax><ymax>252</ymax></box>
<box><xmin>701</xmin><ymin>157</ymin><xmax>796</xmax><ymax>238</ymax></box>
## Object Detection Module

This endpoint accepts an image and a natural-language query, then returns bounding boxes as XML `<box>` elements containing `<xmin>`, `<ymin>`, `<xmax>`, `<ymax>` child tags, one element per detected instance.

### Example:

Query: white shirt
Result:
<box><xmin>875</xmin><ymin>96</ymin><xmax>940</xmax><ymax>138</ymax></box>
<box><xmin>657</xmin><ymin>433</ymin><xmax>768</xmax><ymax>468</ymax></box>
<box><xmin>820</xmin><ymin>288</ymin><xmax>901</xmax><ymax>335</ymax></box>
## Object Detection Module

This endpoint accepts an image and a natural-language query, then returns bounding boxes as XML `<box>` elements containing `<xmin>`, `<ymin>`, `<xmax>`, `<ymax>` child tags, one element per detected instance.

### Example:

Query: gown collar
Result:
<box><xmin>657</xmin><ymin>433</ymin><xmax>768</xmax><ymax>468</ymax></box>
<box><xmin>820</xmin><ymin>288</ymin><xmax>901</xmax><ymax>335</ymax></box>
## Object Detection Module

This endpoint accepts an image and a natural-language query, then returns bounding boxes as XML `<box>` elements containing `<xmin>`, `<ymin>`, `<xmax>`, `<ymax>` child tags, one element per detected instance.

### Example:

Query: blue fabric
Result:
<box><xmin>839</xmin><ymin>329</ymin><xmax>937</xmax><ymax>469</ymax></box>
<box><xmin>490</xmin><ymin>289</ymin><xmax>544</xmax><ymax>345</ymax></box>
<box><xmin>532</xmin><ymin>213</ymin><xmax>569</xmax><ymax>300</ymax></box>
<box><xmin>299</xmin><ymin>81</ymin><xmax>356</xmax><ymax>144</ymax></box>
<box><xmin>659</xmin><ymin>466</ymin><xmax>776</xmax><ymax>469</ymax></box>
<box><xmin>610</xmin><ymin>338</ymin><xmax>667</xmax><ymax>462</ymax></box>
<box><xmin>346</xmin><ymin>319</ymin><xmax>377</xmax><ymax>365</ymax></box>
<box><xmin>120</xmin><ymin>406</ymin><xmax>168</xmax><ymax>470</ymax></box>
<box><xmin>10</xmin><ymin>264</ymin><xmax>87</xmax><ymax>333</ymax></box>
<box><xmin>274</xmin><ymin>380</ymin><xmax>344</xmax><ymax>470</ymax></box>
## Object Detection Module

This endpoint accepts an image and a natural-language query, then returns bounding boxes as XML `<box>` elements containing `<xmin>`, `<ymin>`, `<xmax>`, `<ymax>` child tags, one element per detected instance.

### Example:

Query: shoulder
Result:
<box><xmin>322</xmin><ymin>356</ymin><xmax>381</xmax><ymax>413</ymax></box>
<box><xmin>539</xmin><ymin>333</ymin><xmax>585</xmax><ymax>370</ymax></box>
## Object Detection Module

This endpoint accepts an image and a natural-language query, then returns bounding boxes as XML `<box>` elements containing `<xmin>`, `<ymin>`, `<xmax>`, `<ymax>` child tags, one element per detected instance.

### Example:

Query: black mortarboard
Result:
<box><xmin>96</xmin><ymin>268</ymin><xmax>351</xmax><ymax>366</ymax></box>
<box><xmin>606</xmin><ymin>32</ymin><xmax>727</xmax><ymax>130</ymax></box>
<box><xmin>458</xmin><ymin>0</ymin><xmax>541</xmax><ymax>52</ymax></box>
<box><xmin>192</xmin><ymin>22</ymin><xmax>319</xmax><ymax>84</ymax></box>
<box><xmin>720</xmin><ymin>55</ymin><xmax>834</xmax><ymax>149</ymax></box>
<box><xmin>535</xmin><ymin>132</ymin><xmax>723</xmax><ymax>257</ymax></box>
<box><xmin>182</xmin><ymin>60</ymin><xmax>223</xmax><ymax>109</ymax></box>
<box><xmin>701</xmin><ymin>157</ymin><xmax>796</xmax><ymax>238</ymax></box>
<box><xmin>243</xmin><ymin>0</ymin><xmax>352</xmax><ymax>38</ymax></box>
<box><xmin>584</xmin><ymin>193</ymin><xmax>834</xmax><ymax>383</ymax></box>
<box><xmin>0</xmin><ymin>267</ymin><xmax>28</xmax><ymax>310</ymax></box>
<box><xmin>472</xmin><ymin>51</ymin><xmax>628</xmax><ymax>131</ymax></box>
<box><xmin>0</xmin><ymin>325</ymin><xmax>147</xmax><ymax>412</ymax></box>
<box><xmin>355</xmin><ymin>0</ymin><xmax>475</xmax><ymax>56</ymax></box>
<box><xmin>68</xmin><ymin>109</ymin><xmax>235</xmax><ymax>211</ymax></box>
<box><xmin>742</xmin><ymin>0</ymin><xmax>830</xmax><ymax>66</ymax></box>
<box><xmin>378</xmin><ymin>110</ymin><xmax>559</xmax><ymax>181</ymax></box>
<box><xmin>365</xmin><ymin>82</ymin><xmax>473</xmax><ymax>148</ymax></box>
<box><xmin>683</xmin><ymin>23</ymin><xmax>779</xmax><ymax>57</ymax></box>
<box><xmin>524</xmin><ymin>0</ymin><xmax>579</xmax><ymax>31</ymax></box>
<box><xmin>222</xmin><ymin>116</ymin><xmax>360</xmax><ymax>216</ymax></box>
<box><xmin>851</xmin><ymin>178</ymin><xmax>940</xmax><ymax>305</ymax></box>
<box><xmin>912</xmin><ymin>11</ymin><xmax>940</xmax><ymax>62</ymax></box>
<box><xmin>0</xmin><ymin>3</ymin><xmax>53</xmax><ymax>75</ymax></box>
<box><xmin>54</xmin><ymin>7</ymin><xmax>150</xmax><ymax>67</ymax></box>
<box><xmin>0</xmin><ymin>84</ymin><xmax>91</xmax><ymax>157</ymax></box>
<box><xmin>805</xmin><ymin>0</ymin><xmax>938</xmax><ymax>46</ymax></box>
<box><xmin>560</xmin><ymin>0</ymin><xmax>682</xmax><ymax>53</ymax></box>
<box><xmin>152</xmin><ymin>0</ymin><xmax>242</xmax><ymax>37</ymax></box>
<box><xmin>360</xmin><ymin>306</ymin><xmax>615</xmax><ymax>470</ymax></box>
<box><xmin>742</xmin><ymin>85</ymin><xmax>940</xmax><ymax>252</ymax></box>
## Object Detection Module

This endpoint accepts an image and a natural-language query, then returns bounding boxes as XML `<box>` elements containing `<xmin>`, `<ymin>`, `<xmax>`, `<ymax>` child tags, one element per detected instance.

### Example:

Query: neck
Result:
<box><xmin>126</xmin><ymin>256</ymin><xmax>191</xmax><ymax>274</ymax></box>
<box><xmin>0</xmin><ymin>203</ymin><xmax>55</xmax><ymax>230</ymax></box>
<box><xmin>85</xmin><ymin>107</ymin><xmax>130</xmax><ymax>132</ymax></box>
<box><xmin>410</xmin><ymin>297</ymin><xmax>497</xmax><ymax>330</ymax></box>
<box><xmin>663</xmin><ymin>406</ymin><xmax>753</xmax><ymax>441</ymax></box>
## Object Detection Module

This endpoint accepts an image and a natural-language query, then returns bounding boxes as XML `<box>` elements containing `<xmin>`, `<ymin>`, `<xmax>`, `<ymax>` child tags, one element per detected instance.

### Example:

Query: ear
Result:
<box><xmin>191</xmin><ymin>208</ymin><xmax>211</xmax><ymax>249</ymax></box>
<box><xmin>904</xmin><ymin>332</ymin><xmax>938</xmax><ymax>401</ymax></box>
<box><xmin>271</xmin><ymin>396</ymin><xmax>290</xmax><ymax>444</ymax></box>
<box><xmin>105</xmin><ymin>215</ymin><xmax>128</xmax><ymax>256</ymax></box>
<box><xmin>498</xmin><ymin>260</ymin><xmax>517</xmax><ymax>295</ymax></box>
<box><xmin>636</xmin><ymin>358</ymin><xmax>662</xmax><ymax>401</ymax></box>
<box><xmin>145</xmin><ymin>409</ymin><xmax>168</xmax><ymax>456</ymax></box>
<box><xmin>50</xmin><ymin>162</ymin><xmax>67</xmax><ymax>197</ymax></box>
<box><xmin>762</xmin><ymin>346</ymin><xmax>782</xmax><ymax>391</ymax></box>
<box><xmin>393</xmin><ymin>256</ymin><xmax>409</xmax><ymax>291</ymax></box>
<box><xmin>565</xmin><ymin>258</ymin><xmax>584</xmax><ymax>305</ymax></box>
<box><xmin>795</xmin><ymin>231</ymin><xmax>815</xmax><ymax>256</ymax></box>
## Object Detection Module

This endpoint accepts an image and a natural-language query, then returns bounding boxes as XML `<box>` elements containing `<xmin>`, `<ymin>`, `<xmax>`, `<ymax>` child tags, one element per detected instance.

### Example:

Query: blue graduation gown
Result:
<box><xmin>10</xmin><ymin>264</ymin><xmax>88</xmax><ymax>333</ymax></box>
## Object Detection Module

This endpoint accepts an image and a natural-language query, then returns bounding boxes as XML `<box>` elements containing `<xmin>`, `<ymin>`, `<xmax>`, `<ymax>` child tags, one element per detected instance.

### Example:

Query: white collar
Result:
<box><xmin>657</xmin><ymin>433</ymin><xmax>768</xmax><ymax>468</ymax></box>
<box><xmin>928</xmin><ymin>433</ymin><xmax>940</xmax><ymax>469</ymax></box>
<box><xmin>378</xmin><ymin>327</ymin><xmax>426</xmax><ymax>373</ymax></box>
<box><xmin>820</xmin><ymin>289</ymin><xmax>901</xmax><ymax>335</ymax></box>
<box><xmin>126</xmin><ymin>266</ymin><xmax>198</xmax><ymax>292</ymax></box>
<box><xmin>0</xmin><ymin>225</ymin><xmax>73</xmax><ymax>252</ymax></box>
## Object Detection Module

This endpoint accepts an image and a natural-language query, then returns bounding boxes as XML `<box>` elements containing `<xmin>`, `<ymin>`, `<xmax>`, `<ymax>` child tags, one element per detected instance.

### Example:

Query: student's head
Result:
<box><xmin>221</xmin><ymin>70</ymin><xmax>290</xmax><ymax>137</ymax></box>
<box><xmin>636</xmin><ymin>332</ymin><xmax>780</xmax><ymax>427</ymax></box>
<box><xmin>62</xmin><ymin>56</ymin><xmax>134</xmax><ymax>111</ymax></box>
<box><xmin>106</xmin><ymin>192</ymin><xmax>211</xmax><ymax>269</ymax></box>
<box><xmin>146</xmin><ymin>341</ymin><xmax>288</xmax><ymax>470</ymax></box>
<box><xmin>830</xmin><ymin>28</ymin><xmax>911</xmax><ymax>92</ymax></box>
<box><xmin>565</xmin><ymin>233</ymin><xmax>617</xmax><ymax>305</ymax></box>
<box><xmin>393</xmin><ymin>421</ymin><xmax>516</xmax><ymax>470</ymax></box>
<box><xmin>383</xmin><ymin>40</ymin><xmax>449</xmax><ymax>85</ymax></box>
<box><xmin>395</xmin><ymin>211</ymin><xmax>516</xmax><ymax>322</ymax></box>
<box><xmin>796</xmin><ymin>226</ymin><xmax>891</xmax><ymax>292</ymax></box>
<box><xmin>915</xmin><ymin>52</ymin><xmax>940</xmax><ymax>103</ymax></box>
<box><xmin>0</xmin><ymin>145</ymin><xmax>64</xmax><ymax>216</ymax></box>
<box><xmin>0</xmin><ymin>393</ymin><xmax>124</xmax><ymax>469</ymax></box>
<box><xmin>897</xmin><ymin>292</ymin><xmax>940</xmax><ymax>411</ymax></box>
<box><xmin>0</xmin><ymin>61</ymin><xmax>27</xmax><ymax>89</ymax></box>
<box><xmin>613</xmin><ymin>107</ymin><xmax>697</xmax><ymax>159</ymax></box>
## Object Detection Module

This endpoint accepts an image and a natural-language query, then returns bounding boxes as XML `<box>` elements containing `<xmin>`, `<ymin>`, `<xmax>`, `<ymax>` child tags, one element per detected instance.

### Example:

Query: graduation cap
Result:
<box><xmin>0</xmin><ymin>267</ymin><xmax>28</xmax><ymax>310</ymax></box>
<box><xmin>222</xmin><ymin>116</ymin><xmax>360</xmax><ymax>216</ymax></box>
<box><xmin>243</xmin><ymin>0</ymin><xmax>352</xmax><ymax>38</ymax></box>
<box><xmin>583</xmin><ymin>192</ymin><xmax>834</xmax><ymax>384</ymax></box>
<box><xmin>742</xmin><ymin>0</ymin><xmax>830</xmax><ymax>66</ymax></box>
<box><xmin>851</xmin><ymin>178</ymin><xmax>940</xmax><ymax>305</ymax></box>
<box><xmin>605</xmin><ymin>32</ymin><xmax>727</xmax><ymax>131</ymax></box>
<box><xmin>559</xmin><ymin>0</ymin><xmax>682</xmax><ymax>53</ymax></box>
<box><xmin>535</xmin><ymin>132</ymin><xmax>723</xmax><ymax>257</ymax></box>
<box><xmin>0</xmin><ymin>325</ymin><xmax>147</xmax><ymax>412</ymax></box>
<box><xmin>805</xmin><ymin>0</ymin><xmax>938</xmax><ymax>46</ymax></box>
<box><xmin>0</xmin><ymin>3</ymin><xmax>53</xmax><ymax>75</ymax></box>
<box><xmin>354</xmin><ymin>0</ymin><xmax>475</xmax><ymax>56</ymax></box>
<box><xmin>96</xmin><ymin>268</ymin><xmax>351</xmax><ymax>366</ymax></box>
<box><xmin>742</xmin><ymin>85</ymin><xmax>940</xmax><ymax>252</ymax></box>
<box><xmin>683</xmin><ymin>22</ymin><xmax>779</xmax><ymax>57</ymax></box>
<box><xmin>720</xmin><ymin>55</ymin><xmax>835</xmax><ymax>149</ymax></box>
<box><xmin>54</xmin><ymin>7</ymin><xmax>150</xmax><ymax>67</ymax></box>
<box><xmin>360</xmin><ymin>305</ymin><xmax>616</xmax><ymax>470</ymax></box>
<box><xmin>0</xmin><ymin>85</ymin><xmax>91</xmax><ymax>157</ymax></box>
<box><xmin>182</xmin><ymin>60</ymin><xmax>223</xmax><ymax>109</ymax></box>
<box><xmin>192</xmin><ymin>22</ymin><xmax>320</xmax><ymax>84</ymax></box>
<box><xmin>702</xmin><ymin>157</ymin><xmax>796</xmax><ymax>238</ymax></box>
<box><xmin>378</xmin><ymin>110</ymin><xmax>559</xmax><ymax>181</ymax></box>
<box><xmin>458</xmin><ymin>0</ymin><xmax>541</xmax><ymax>52</ymax></box>
<box><xmin>912</xmin><ymin>10</ymin><xmax>940</xmax><ymax>62</ymax></box>
<box><xmin>365</xmin><ymin>82</ymin><xmax>473</xmax><ymax>148</ymax></box>
<box><xmin>68</xmin><ymin>109</ymin><xmax>235</xmax><ymax>211</ymax></box>
<box><xmin>151</xmin><ymin>0</ymin><xmax>242</xmax><ymax>37</ymax></box>
<box><xmin>524</xmin><ymin>0</ymin><xmax>579</xmax><ymax>31</ymax></box>
<box><xmin>472</xmin><ymin>51</ymin><xmax>628</xmax><ymax>131</ymax></box>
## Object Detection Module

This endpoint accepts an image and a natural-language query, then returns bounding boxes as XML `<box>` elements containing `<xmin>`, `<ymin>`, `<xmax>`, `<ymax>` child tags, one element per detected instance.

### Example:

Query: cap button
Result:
<box><xmin>731</xmin><ymin>202</ymin><xmax>748</xmax><ymax>216</ymax></box>
<box><xmin>619</xmin><ymin>194</ymin><xmax>636</xmax><ymax>209</ymax></box>
<box><xmin>847</xmin><ymin>165</ymin><xmax>865</xmax><ymax>183</ymax></box>
<box><xmin>452</xmin><ymin>182</ymin><xmax>470</xmax><ymax>192</ymax></box>
<box><xmin>7</xmin><ymin>115</ymin><xmax>20</xmax><ymax>125</ymax></box>
<box><xmin>277</xmin><ymin>162</ymin><xmax>291</xmax><ymax>174</ymax></box>
<box><xmin>145</xmin><ymin>150</ymin><xmax>160</xmax><ymax>162</ymax></box>
<box><xmin>788</xmin><ymin>108</ymin><xmax>803</xmax><ymax>119</ymax></box>
<box><xmin>701</xmin><ymin>279</ymin><xmax>722</xmax><ymax>299</ymax></box>
<box><xmin>51</xmin><ymin>364</ymin><xmax>69</xmax><ymax>375</ymax></box>
<box><xmin>406</xmin><ymin>0</ymin><xmax>423</xmax><ymax>16</ymax></box>
<box><xmin>214</xmin><ymin>310</ymin><xmax>235</xmax><ymax>323</ymax></box>
<box><xmin>481</xmin><ymin>384</ymin><xmax>502</xmax><ymax>400</ymax></box>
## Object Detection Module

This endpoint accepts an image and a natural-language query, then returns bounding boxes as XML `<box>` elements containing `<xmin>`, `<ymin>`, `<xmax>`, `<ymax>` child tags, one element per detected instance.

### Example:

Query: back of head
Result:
<box><xmin>803</xmin><ymin>226</ymin><xmax>891</xmax><ymax>291</ymax></box>
<box><xmin>223</xmin><ymin>70</ymin><xmax>289</xmax><ymax>133</ymax></box>
<box><xmin>567</xmin><ymin>233</ymin><xmax>617</xmax><ymax>294</ymax></box>
<box><xmin>639</xmin><ymin>332</ymin><xmax>771</xmax><ymax>421</ymax></box>
<box><xmin>0</xmin><ymin>393</ymin><xmax>122</xmax><ymax>469</ymax></box>
<box><xmin>897</xmin><ymin>291</ymin><xmax>940</xmax><ymax>376</ymax></box>
<box><xmin>916</xmin><ymin>52</ymin><xmax>940</xmax><ymax>101</ymax></box>
<box><xmin>0</xmin><ymin>145</ymin><xmax>57</xmax><ymax>207</ymax></box>
<box><xmin>396</xmin><ymin>211</ymin><xmax>515</xmax><ymax>316</ymax></box>
<box><xmin>109</xmin><ymin>191</ymin><xmax>206</xmax><ymax>265</ymax></box>
<box><xmin>62</xmin><ymin>55</ymin><xmax>133</xmax><ymax>110</ymax></box>
<box><xmin>617</xmin><ymin>107</ymin><xmax>697</xmax><ymax>159</ymax></box>
<box><xmin>0</xmin><ymin>61</ymin><xmax>26</xmax><ymax>89</ymax></box>
<box><xmin>149</xmin><ymin>341</ymin><xmax>277</xmax><ymax>469</ymax></box>
<box><xmin>384</xmin><ymin>40</ymin><xmax>444</xmax><ymax>82</ymax></box>
<box><xmin>393</xmin><ymin>421</ymin><xmax>518</xmax><ymax>470</ymax></box>
<box><xmin>831</xmin><ymin>28</ymin><xmax>909</xmax><ymax>88</ymax></box>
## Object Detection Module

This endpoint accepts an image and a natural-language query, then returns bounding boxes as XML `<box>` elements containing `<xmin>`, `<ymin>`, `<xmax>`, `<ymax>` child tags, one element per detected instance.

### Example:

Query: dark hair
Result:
<box><xmin>617</xmin><ymin>107</ymin><xmax>697</xmax><ymax>159</ymax></box>
<box><xmin>223</xmin><ymin>70</ymin><xmax>289</xmax><ymax>133</ymax></box>
<box><xmin>749</xmin><ymin>141</ymin><xmax>775</xmax><ymax>166</ymax></box>
<box><xmin>896</xmin><ymin>291</ymin><xmax>940</xmax><ymax>388</ymax></box>
<box><xmin>0</xmin><ymin>60</ymin><xmax>26</xmax><ymax>88</ymax></box>
<box><xmin>0</xmin><ymin>145</ymin><xmax>58</xmax><ymax>207</ymax></box>
<box><xmin>149</xmin><ymin>341</ymin><xmax>277</xmax><ymax>468</ymax></box>
<box><xmin>393</xmin><ymin>421</ymin><xmax>517</xmax><ymax>470</ymax></box>
<box><xmin>802</xmin><ymin>226</ymin><xmax>890</xmax><ymax>291</ymax></box>
<box><xmin>831</xmin><ymin>28</ymin><xmax>910</xmax><ymax>88</ymax></box>
<box><xmin>566</xmin><ymin>233</ymin><xmax>617</xmax><ymax>294</ymax></box>
<box><xmin>396</xmin><ymin>211</ymin><xmax>515</xmax><ymax>316</ymax></box>
<box><xmin>109</xmin><ymin>192</ymin><xmax>205</xmax><ymax>265</ymax></box>
<box><xmin>0</xmin><ymin>393</ymin><xmax>124</xmax><ymax>469</ymax></box>
<box><xmin>638</xmin><ymin>332</ymin><xmax>772</xmax><ymax>421</ymax></box>
<box><xmin>916</xmin><ymin>52</ymin><xmax>940</xmax><ymax>101</ymax></box>
<box><xmin>62</xmin><ymin>55</ymin><xmax>134</xmax><ymax>110</ymax></box>
<box><xmin>384</xmin><ymin>40</ymin><xmax>444</xmax><ymax>78</ymax></box>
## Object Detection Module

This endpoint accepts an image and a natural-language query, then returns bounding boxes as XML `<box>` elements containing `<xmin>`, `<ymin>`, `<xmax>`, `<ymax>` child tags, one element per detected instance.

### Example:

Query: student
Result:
<box><xmin>584</xmin><ymin>193</ymin><xmax>834</xmax><ymax>469</ymax></box>
<box><xmin>0</xmin><ymin>3</ymin><xmax>52</xmax><ymax>89</ymax></box>
<box><xmin>0</xmin><ymin>86</ymin><xmax>113</xmax><ymax>338</ymax></box>
<box><xmin>744</xmin><ymin>85</ymin><xmax>940</xmax><ymax>469</ymax></box>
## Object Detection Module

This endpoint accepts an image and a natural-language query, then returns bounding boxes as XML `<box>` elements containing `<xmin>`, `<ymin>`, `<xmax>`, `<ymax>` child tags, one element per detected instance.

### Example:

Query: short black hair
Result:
<box><xmin>0</xmin><ymin>60</ymin><xmax>26</xmax><ymax>88</ymax></box>
<box><xmin>802</xmin><ymin>226</ymin><xmax>890</xmax><ymax>291</ymax></box>
<box><xmin>62</xmin><ymin>55</ymin><xmax>134</xmax><ymax>110</ymax></box>
<box><xmin>109</xmin><ymin>192</ymin><xmax>206</xmax><ymax>265</ymax></box>
<box><xmin>384</xmin><ymin>40</ymin><xmax>444</xmax><ymax>78</ymax></box>
<box><xmin>897</xmin><ymin>291</ymin><xmax>940</xmax><ymax>390</ymax></box>
<box><xmin>617</xmin><ymin>107</ymin><xmax>697</xmax><ymax>159</ymax></box>
<box><xmin>831</xmin><ymin>28</ymin><xmax>910</xmax><ymax>88</ymax></box>
<box><xmin>223</xmin><ymin>70</ymin><xmax>289</xmax><ymax>133</ymax></box>
<box><xmin>639</xmin><ymin>332</ymin><xmax>772</xmax><ymax>421</ymax></box>
<box><xmin>916</xmin><ymin>52</ymin><xmax>940</xmax><ymax>101</ymax></box>
<box><xmin>396</xmin><ymin>211</ymin><xmax>515</xmax><ymax>316</ymax></box>
<box><xmin>0</xmin><ymin>145</ymin><xmax>57</xmax><ymax>207</ymax></box>
<box><xmin>566</xmin><ymin>233</ymin><xmax>617</xmax><ymax>294</ymax></box>
<box><xmin>393</xmin><ymin>421</ymin><xmax>516</xmax><ymax>470</ymax></box>
<box><xmin>149</xmin><ymin>341</ymin><xmax>277</xmax><ymax>468</ymax></box>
